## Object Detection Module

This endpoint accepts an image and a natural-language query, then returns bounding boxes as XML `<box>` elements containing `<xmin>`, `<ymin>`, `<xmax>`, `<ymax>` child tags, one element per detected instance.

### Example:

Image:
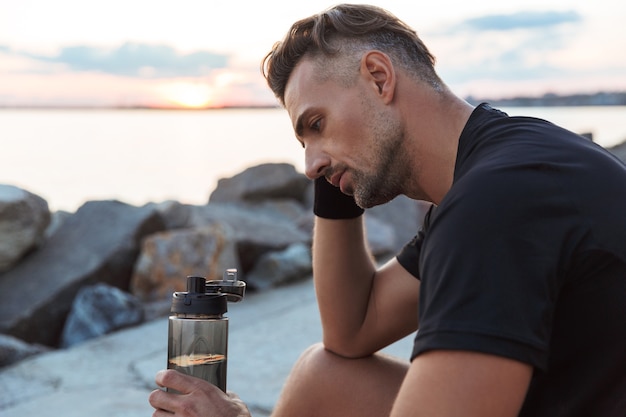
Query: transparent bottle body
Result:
<box><xmin>167</xmin><ymin>315</ymin><xmax>228</xmax><ymax>392</ymax></box>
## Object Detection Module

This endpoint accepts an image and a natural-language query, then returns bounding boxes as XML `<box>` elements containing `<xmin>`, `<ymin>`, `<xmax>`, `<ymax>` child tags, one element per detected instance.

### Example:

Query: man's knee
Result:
<box><xmin>275</xmin><ymin>342</ymin><xmax>408</xmax><ymax>417</ymax></box>
<box><xmin>291</xmin><ymin>342</ymin><xmax>336</xmax><ymax>375</ymax></box>
<box><xmin>285</xmin><ymin>342</ymin><xmax>360</xmax><ymax>389</ymax></box>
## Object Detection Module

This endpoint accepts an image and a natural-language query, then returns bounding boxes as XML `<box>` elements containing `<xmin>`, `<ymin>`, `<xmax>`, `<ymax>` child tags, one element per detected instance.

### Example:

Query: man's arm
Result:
<box><xmin>391</xmin><ymin>350</ymin><xmax>532</xmax><ymax>417</ymax></box>
<box><xmin>313</xmin><ymin>216</ymin><xmax>420</xmax><ymax>357</ymax></box>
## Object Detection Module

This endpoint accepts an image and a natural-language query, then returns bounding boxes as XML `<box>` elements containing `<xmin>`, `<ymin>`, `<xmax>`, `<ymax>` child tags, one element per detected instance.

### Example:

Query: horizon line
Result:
<box><xmin>1</xmin><ymin>90</ymin><xmax>625</xmax><ymax>111</ymax></box>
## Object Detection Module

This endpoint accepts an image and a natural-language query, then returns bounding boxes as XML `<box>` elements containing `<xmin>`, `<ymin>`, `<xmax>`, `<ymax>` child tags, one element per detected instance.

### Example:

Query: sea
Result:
<box><xmin>1</xmin><ymin>106</ymin><xmax>625</xmax><ymax>213</ymax></box>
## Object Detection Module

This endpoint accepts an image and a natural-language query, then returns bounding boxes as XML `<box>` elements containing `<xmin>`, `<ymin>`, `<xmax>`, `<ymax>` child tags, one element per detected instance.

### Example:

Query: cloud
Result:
<box><xmin>459</xmin><ymin>10</ymin><xmax>582</xmax><ymax>32</ymax></box>
<box><xmin>18</xmin><ymin>42</ymin><xmax>230</xmax><ymax>78</ymax></box>
<box><xmin>428</xmin><ymin>9</ymin><xmax>585</xmax><ymax>92</ymax></box>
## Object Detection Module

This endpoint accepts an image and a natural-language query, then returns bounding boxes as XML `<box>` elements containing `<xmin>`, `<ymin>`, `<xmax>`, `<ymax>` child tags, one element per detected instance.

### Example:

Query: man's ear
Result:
<box><xmin>361</xmin><ymin>51</ymin><xmax>396</xmax><ymax>104</ymax></box>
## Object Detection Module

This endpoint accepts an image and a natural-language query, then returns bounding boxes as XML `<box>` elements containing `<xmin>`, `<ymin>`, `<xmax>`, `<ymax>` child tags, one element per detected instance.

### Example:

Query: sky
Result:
<box><xmin>1</xmin><ymin>0</ymin><xmax>625</xmax><ymax>108</ymax></box>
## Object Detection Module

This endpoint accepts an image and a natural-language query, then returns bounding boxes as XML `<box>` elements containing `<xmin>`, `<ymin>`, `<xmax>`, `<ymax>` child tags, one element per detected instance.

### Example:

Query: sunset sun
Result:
<box><xmin>161</xmin><ymin>82</ymin><xmax>213</xmax><ymax>108</ymax></box>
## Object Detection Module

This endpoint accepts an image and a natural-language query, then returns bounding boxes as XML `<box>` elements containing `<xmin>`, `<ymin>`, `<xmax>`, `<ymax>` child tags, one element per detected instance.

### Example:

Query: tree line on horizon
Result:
<box><xmin>466</xmin><ymin>91</ymin><xmax>626</xmax><ymax>107</ymax></box>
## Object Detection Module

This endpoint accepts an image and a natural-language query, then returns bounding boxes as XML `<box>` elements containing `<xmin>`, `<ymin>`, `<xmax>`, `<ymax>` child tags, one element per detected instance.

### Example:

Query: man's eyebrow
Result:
<box><xmin>294</xmin><ymin>108</ymin><xmax>317</xmax><ymax>138</ymax></box>
<box><xmin>294</xmin><ymin>112</ymin><xmax>305</xmax><ymax>138</ymax></box>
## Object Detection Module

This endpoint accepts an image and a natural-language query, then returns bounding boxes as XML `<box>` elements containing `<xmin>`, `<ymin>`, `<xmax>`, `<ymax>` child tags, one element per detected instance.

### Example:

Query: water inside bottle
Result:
<box><xmin>167</xmin><ymin>353</ymin><xmax>227</xmax><ymax>391</ymax></box>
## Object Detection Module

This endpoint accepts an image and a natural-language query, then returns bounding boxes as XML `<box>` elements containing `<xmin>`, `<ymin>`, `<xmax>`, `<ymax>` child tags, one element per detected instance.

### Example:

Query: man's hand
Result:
<box><xmin>149</xmin><ymin>369</ymin><xmax>251</xmax><ymax>417</ymax></box>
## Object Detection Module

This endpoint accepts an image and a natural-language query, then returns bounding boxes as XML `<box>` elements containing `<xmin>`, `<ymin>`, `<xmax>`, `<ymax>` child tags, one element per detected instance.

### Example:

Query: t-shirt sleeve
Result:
<box><xmin>396</xmin><ymin>205</ymin><xmax>436</xmax><ymax>280</ymax></box>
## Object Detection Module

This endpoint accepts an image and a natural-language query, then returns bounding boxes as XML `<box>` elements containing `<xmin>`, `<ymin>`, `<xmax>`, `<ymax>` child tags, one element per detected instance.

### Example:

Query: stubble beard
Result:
<box><xmin>351</xmin><ymin>115</ymin><xmax>408</xmax><ymax>209</ymax></box>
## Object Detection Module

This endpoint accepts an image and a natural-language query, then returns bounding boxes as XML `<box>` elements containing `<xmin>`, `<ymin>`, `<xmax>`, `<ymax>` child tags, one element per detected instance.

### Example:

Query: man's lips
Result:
<box><xmin>330</xmin><ymin>172</ymin><xmax>353</xmax><ymax>195</ymax></box>
<box><xmin>329</xmin><ymin>173</ymin><xmax>342</xmax><ymax>188</ymax></box>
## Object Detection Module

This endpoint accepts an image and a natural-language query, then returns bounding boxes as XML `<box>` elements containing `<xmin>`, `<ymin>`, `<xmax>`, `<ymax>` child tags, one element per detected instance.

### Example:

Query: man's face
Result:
<box><xmin>284</xmin><ymin>58</ymin><xmax>408</xmax><ymax>208</ymax></box>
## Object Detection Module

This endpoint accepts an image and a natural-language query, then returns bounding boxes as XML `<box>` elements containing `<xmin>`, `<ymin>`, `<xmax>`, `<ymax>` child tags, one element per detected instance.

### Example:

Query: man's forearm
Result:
<box><xmin>312</xmin><ymin>216</ymin><xmax>378</xmax><ymax>355</ymax></box>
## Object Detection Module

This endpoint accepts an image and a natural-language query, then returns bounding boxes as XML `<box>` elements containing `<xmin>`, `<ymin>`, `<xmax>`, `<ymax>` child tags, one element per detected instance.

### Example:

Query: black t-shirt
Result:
<box><xmin>397</xmin><ymin>104</ymin><xmax>626</xmax><ymax>416</ymax></box>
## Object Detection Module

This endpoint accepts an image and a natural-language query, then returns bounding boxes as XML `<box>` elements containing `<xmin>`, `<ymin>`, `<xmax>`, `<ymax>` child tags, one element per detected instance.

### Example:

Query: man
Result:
<box><xmin>150</xmin><ymin>4</ymin><xmax>626</xmax><ymax>416</ymax></box>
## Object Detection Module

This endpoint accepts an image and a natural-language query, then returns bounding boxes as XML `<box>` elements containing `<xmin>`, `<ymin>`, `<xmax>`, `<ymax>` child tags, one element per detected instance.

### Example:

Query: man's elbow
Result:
<box><xmin>322</xmin><ymin>336</ymin><xmax>377</xmax><ymax>359</ymax></box>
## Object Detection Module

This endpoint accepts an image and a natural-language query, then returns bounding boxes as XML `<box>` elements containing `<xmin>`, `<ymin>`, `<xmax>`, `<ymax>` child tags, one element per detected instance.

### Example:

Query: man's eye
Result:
<box><xmin>310</xmin><ymin>119</ymin><xmax>322</xmax><ymax>131</ymax></box>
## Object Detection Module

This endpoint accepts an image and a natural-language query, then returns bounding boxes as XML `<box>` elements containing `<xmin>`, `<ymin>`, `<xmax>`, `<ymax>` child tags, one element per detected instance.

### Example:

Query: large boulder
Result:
<box><xmin>209</xmin><ymin>163</ymin><xmax>311</xmax><ymax>204</ymax></box>
<box><xmin>129</xmin><ymin>222</ymin><xmax>240</xmax><ymax>302</ymax></box>
<box><xmin>0</xmin><ymin>184</ymin><xmax>50</xmax><ymax>272</ymax></box>
<box><xmin>0</xmin><ymin>200</ymin><xmax>166</xmax><ymax>347</ymax></box>
<box><xmin>60</xmin><ymin>283</ymin><xmax>145</xmax><ymax>348</ymax></box>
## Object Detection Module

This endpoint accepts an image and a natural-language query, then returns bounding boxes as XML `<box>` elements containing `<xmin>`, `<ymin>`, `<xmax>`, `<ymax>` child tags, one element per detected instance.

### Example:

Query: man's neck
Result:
<box><xmin>402</xmin><ymin>90</ymin><xmax>473</xmax><ymax>204</ymax></box>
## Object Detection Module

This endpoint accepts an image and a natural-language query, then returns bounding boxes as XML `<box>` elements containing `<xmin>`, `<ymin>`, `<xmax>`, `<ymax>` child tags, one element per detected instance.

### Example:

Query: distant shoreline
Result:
<box><xmin>466</xmin><ymin>91</ymin><xmax>626</xmax><ymax>107</ymax></box>
<box><xmin>1</xmin><ymin>91</ymin><xmax>625</xmax><ymax>111</ymax></box>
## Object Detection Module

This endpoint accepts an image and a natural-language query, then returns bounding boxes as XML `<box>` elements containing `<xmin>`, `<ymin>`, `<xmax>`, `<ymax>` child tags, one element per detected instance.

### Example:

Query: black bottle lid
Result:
<box><xmin>170</xmin><ymin>276</ymin><xmax>227</xmax><ymax>316</ymax></box>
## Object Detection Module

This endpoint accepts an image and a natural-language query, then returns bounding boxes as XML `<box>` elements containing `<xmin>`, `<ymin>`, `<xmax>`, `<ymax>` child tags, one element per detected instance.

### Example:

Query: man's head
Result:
<box><xmin>261</xmin><ymin>4</ymin><xmax>441</xmax><ymax>107</ymax></box>
<box><xmin>262</xmin><ymin>4</ymin><xmax>459</xmax><ymax>207</ymax></box>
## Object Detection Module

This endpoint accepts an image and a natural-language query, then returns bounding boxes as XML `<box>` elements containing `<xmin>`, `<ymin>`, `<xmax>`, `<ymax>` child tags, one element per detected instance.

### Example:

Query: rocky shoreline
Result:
<box><xmin>0</xmin><ymin>162</ymin><xmax>429</xmax><ymax>368</ymax></box>
<box><xmin>1</xmin><ymin>137</ymin><xmax>625</xmax><ymax>370</ymax></box>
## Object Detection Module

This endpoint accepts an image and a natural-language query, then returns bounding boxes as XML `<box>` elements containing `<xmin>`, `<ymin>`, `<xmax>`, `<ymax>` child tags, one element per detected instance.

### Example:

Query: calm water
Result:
<box><xmin>1</xmin><ymin>106</ymin><xmax>625</xmax><ymax>212</ymax></box>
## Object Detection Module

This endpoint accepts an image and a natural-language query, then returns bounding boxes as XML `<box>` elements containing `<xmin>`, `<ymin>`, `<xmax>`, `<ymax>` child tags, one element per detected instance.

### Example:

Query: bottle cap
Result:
<box><xmin>170</xmin><ymin>276</ymin><xmax>227</xmax><ymax>316</ymax></box>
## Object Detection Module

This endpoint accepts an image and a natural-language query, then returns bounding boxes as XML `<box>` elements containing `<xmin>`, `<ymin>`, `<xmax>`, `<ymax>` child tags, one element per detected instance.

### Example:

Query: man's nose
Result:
<box><xmin>304</xmin><ymin>145</ymin><xmax>330</xmax><ymax>180</ymax></box>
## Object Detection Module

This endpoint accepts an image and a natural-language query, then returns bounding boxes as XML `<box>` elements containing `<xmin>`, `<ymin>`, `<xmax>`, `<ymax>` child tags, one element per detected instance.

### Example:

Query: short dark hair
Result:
<box><xmin>261</xmin><ymin>4</ymin><xmax>440</xmax><ymax>106</ymax></box>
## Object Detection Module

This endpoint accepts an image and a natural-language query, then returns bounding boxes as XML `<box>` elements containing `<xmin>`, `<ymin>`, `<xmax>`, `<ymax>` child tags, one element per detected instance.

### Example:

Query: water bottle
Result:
<box><xmin>167</xmin><ymin>269</ymin><xmax>245</xmax><ymax>392</ymax></box>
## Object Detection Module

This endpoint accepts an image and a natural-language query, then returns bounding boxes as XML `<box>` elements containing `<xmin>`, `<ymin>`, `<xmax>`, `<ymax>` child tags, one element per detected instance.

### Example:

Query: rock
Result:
<box><xmin>60</xmin><ymin>283</ymin><xmax>144</xmax><ymax>348</ymax></box>
<box><xmin>187</xmin><ymin>202</ymin><xmax>311</xmax><ymax>273</ymax></box>
<box><xmin>368</xmin><ymin>195</ymin><xmax>431</xmax><ymax>253</ymax></box>
<box><xmin>130</xmin><ymin>222</ymin><xmax>240</xmax><ymax>302</ymax></box>
<box><xmin>363</xmin><ymin>215</ymin><xmax>398</xmax><ymax>259</ymax></box>
<box><xmin>0</xmin><ymin>184</ymin><xmax>51</xmax><ymax>272</ymax></box>
<box><xmin>209</xmin><ymin>163</ymin><xmax>310</xmax><ymax>204</ymax></box>
<box><xmin>142</xmin><ymin>299</ymin><xmax>173</xmax><ymax>321</ymax></box>
<box><xmin>0</xmin><ymin>200</ymin><xmax>166</xmax><ymax>347</ymax></box>
<box><xmin>147</xmin><ymin>200</ymin><xmax>194</xmax><ymax>230</ymax></box>
<box><xmin>245</xmin><ymin>243</ymin><xmax>312</xmax><ymax>290</ymax></box>
<box><xmin>44</xmin><ymin>210</ymin><xmax>72</xmax><ymax>239</ymax></box>
<box><xmin>0</xmin><ymin>334</ymin><xmax>50</xmax><ymax>368</ymax></box>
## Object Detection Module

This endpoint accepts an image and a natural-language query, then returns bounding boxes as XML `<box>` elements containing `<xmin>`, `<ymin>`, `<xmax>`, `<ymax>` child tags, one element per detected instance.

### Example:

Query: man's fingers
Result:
<box><xmin>154</xmin><ymin>369</ymin><xmax>227</xmax><ymax>398</ymax></box>
<box><xmin>150</xmin><ymin>375</ymin><xmax>251</xmax><ymax>417</ymax></box>
<box><xmin>155</xmin><ymin>369</ymin><xmax>197</xmax><ymax>393</ymax></box>
<box><xmin>149</xmin><ymin>388</ymin><xmax>177</xmax><ymax>414</ymax></box>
